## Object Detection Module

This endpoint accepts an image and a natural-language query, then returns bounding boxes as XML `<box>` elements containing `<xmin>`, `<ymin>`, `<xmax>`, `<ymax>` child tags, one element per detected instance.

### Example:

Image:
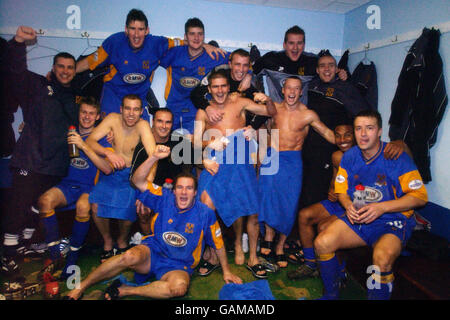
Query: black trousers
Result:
<box><xmin>1</xmin><ymin>167</ymin><xmax>61</xmax><ymax>236</ymax></box>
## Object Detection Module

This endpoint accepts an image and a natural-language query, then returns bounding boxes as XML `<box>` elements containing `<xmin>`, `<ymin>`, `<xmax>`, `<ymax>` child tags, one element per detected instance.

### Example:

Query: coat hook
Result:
<box><xmin>36</xmin><ymin>29</ymin><xmax>45</xmax><ymax>35</ymax></box>
<box><xmin>81</xmin><ymin>31</ymin><xmax>90</xmax><ymax>38</ymax></box>
<box><xmin>391</xmin><ymin>35</ymin><xmax>398</xmax><ymax>42</ymax></box>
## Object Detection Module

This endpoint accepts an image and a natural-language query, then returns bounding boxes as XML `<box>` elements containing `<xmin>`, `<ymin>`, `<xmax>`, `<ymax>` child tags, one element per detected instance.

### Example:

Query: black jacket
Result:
<box><xmin>389</xmin><ymin>28</ymin><xmax>448</xmax><ymax>183</ymax></box>
<box><xmin>8</xmin><ymin>39</ymin><xmax>79</xmax><ymax>176</ymax></box>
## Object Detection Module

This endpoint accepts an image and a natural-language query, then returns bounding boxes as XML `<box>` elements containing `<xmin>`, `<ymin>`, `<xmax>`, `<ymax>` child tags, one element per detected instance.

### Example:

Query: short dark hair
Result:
<box><xmin>208</xmin><ymin>69</ymin><xmax>229</xmax><ymax>86</ymax></box>
<box><xmin>354</xmin><ymin>109</ymin><xmax>382</xmax><ymax>128</ymax></box>
<box><xmin>185</xmin><ymin>17</ymin><xmax>204</xmax><ymax>34</ymax></box>
<box><xmin>174</xmin><ymin>172</ymin><xmax>198</xmax><ymax>191</ymax></box>
<box><xmin>79</xmin><ymin>96</ymin><xmax>100</xmax><ymax>114</ymax></box>
<box><xmin>230</xmin><ymin>49</ymin><xmax>250</xmax><ymax>62</ymax></box>
<box><xmin>283</xmin><ymin>75</ymin><xmax>302</xmax><ymax>87</ymax></box>
<box><xmin>317</xmin><ymin>50</ymin><xmax>336</xmax><ymax>67</ymax></box>
<box><xmin>122</xmin><ymin>94</ymin><xmax>142</xmax><ymax>108</ymax></box>
<box><xmin>53</xmin><ymin>52</ymin><xmax>76</xmax><ymax>66</ymax></box>
<box><xmin>154</xmin><ymin>107</ymin><xmax>173</xmax><ymax>120</ymax></box>
<box><xmin>126</xmin><ymin>8</ymin><xmax>148</xmax><ymax>28</ymax></box>
<box><xmin>284</xmin><ymin>25</ymin><xmax>305</xmax><ymax>43</ymax></box>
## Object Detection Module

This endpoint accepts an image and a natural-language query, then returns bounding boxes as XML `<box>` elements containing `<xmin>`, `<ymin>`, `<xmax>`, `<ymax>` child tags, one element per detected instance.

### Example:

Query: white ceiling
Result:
<box><xmin>204</xmin><ymin>0</ymin><xmax>373</xmax><ymax>14</ymax></box>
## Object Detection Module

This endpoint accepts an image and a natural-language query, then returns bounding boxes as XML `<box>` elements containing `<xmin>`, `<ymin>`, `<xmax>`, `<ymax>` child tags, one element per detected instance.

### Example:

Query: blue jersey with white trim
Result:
<box><xmin>160</xmin><ymin>46</ymin><xmax>229</xmax><ymax>108</ymax></box>
<box><xmin>138</xmin><ymin>184</ymin><xmax>223</xmax><ymax>270</ymax></box>
<box><xmin>63</xmin><ymin>134</ymin><xmax>109</xmax><ymax>186</ymax></box>
<box><xmin>335</xmin><ymin>142</ymin><xmax>428</xmax><ymax>219</ymax></box>
<box><xmin>87</xmin><ymin>32</ymin><xmax>180</xmax><ymax>113</ymax></box>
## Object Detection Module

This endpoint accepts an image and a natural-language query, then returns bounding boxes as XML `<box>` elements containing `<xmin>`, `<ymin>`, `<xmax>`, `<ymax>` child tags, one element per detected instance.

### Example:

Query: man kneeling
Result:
<box><xmin>64</xmin><ymin>145</ymin><xmax>241</xmax><ymax>300</ymax></box>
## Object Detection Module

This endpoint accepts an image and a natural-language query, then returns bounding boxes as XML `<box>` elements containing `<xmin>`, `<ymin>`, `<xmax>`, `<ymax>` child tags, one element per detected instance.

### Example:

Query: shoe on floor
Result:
<box><xmin>287</xmin><ymin>263</ymin><xmax>319</xmax><ymax>280</ymax></box>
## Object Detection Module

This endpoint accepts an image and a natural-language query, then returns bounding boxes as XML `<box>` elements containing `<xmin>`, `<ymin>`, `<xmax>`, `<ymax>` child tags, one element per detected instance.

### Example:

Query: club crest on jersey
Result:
<box><xmin>180</xmin><ymin>77</ymin><xmax>200</xmax><ymax>88</ymax></box>
<box><xmin>375</xmin><ymin>174</ymin><xmax>387</xmax><ymax>187</ymax></box>
<box><xmin>70</xmin><ymin>157</ymin><xmax>89</xmax><ymax>169</ymax></box>
<box><xmin>198</xmin><ymin>67</ymin><xmax>205</xmax><ymax>76</ymax></box>
<box><xmin>123</xmin><ymin>73</ymin><xmax>146</xmax><ymax>84</ymax></box>
<box><xmin>163</xmin><ymin>232</ymin><xmax>187</xmax><ymax>247</ymax></box>
<box><xmin>142</xmin><ymin>60</ymin><xmax>149</xmax><ymax>69</ymax></box>
<box><xmin>364</xmin><ymin>186</ymin><xmax>383</xmax><ymax>202</ymax></box>
<box><xmin>297</xmin><ymin>67</ymin><xmax>305</xmax><ymax>75</ymax></box>
<box><xmin>185</xmin><ymin>223</ymin><xmax>194</xmax><ymax>234</ymax></box>
<box><xmin>326</xmin><ymin>87</ymin><xmax>334</xmax><ymax>97</ymax></box>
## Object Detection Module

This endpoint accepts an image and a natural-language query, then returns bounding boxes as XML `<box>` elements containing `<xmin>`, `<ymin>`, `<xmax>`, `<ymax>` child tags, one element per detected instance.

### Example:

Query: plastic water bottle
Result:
<box><xmin>163</xmin><ymin>178</ymin><xmax>173</xmax><ymax>190</ymax></box>
<box><xmin>242</xmin><ymin>233</ymin><xmax>249</xmax><ymax>253</ymax></box>
<box><xmin>353</xmin><ymin>184</ymin><xmax>366</xmax><ymax>210</ymax></box>
<box><xmin>68</xmin><ymin>126</ymin><xmax>79</xmax><ymax>158</ymax></box>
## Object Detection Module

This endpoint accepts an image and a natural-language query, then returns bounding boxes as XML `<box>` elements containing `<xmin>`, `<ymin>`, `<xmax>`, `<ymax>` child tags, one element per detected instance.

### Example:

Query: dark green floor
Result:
<box><xmin>2</xmin><ymin>245</ymin><xmax>366</xmax><ymax>300</ymax></box>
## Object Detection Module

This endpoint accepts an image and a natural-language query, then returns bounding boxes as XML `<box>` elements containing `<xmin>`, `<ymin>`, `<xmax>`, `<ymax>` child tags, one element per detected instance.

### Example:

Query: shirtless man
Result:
<box><xmin>86</xmin><ymin>94</ymin><xmax>156</xmax><ymax>261</ymax></box>
<box><xmin>194</xmin><ymin>69</ymin><xmax>276</xmax><ymax>279</ymax></box>
<box><xmin>258</xmin><ymin>76</ymin><xmax>335</xmax><ymax>269</ymax></box>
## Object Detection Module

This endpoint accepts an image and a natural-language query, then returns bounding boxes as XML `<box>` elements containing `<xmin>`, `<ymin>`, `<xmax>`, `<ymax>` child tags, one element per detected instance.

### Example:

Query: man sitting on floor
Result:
<box><xmin>64</xmin><ymin>145</ymin><xmax>241</xmax><ymax>300</ymax></box>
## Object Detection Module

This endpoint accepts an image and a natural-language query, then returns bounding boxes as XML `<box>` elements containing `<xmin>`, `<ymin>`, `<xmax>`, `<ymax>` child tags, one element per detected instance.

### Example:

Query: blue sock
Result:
<box><xmin>41</xmin><ymin>210</ymin><xmax>60</xmax><ymax>261</ymax></box>
<box><xmin>317</xmin><ymin>253</ymin><xmax>340</xmax><ymax>299</ymax></box>
<box><xmin>303</xmin><ymin>247</ymin><xmax>317</xmax><ymax>269</ymax></box>
<box><xmin>367</xmin><ymin>271</ymin><xmax>394</xmax><ymax>300</ymax></box>
<box><xmin>64</xmin><ymin>219</ymin><xmax>90</xmax><ymax>270</ymax></box>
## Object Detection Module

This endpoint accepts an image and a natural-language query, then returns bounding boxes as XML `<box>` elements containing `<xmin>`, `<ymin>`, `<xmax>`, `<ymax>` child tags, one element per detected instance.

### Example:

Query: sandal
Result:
<box><xmin>100</xmin><ymin>249</ymin><xmax>116</xmax><ymax>263</ymax></box>
<box><xmin>275</xmin><ymin>254</ymin><xmax>288</xmax><ymax>268</ymax></box>
<box><xmin>284</xmin><ymin>241</ymin><xmax>304</xmax><ymax>265</ymax></box>
<box><xmin>196</xmin><ymin>261</ymin><xmax>221</xmax><ymax>277</ymax></box>
<box><xmin>245</xmin><ymin>263</ymin><xmax>268</xmax><ymax>279</ymax></box>
<box><xmin>104</xmin><ymin>279</ymin><xmax>122</xmax><ymax>300</ymax></box>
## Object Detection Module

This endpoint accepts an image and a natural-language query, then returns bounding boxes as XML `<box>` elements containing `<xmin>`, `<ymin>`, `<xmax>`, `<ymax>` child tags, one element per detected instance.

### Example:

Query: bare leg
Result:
<box><xmin>117</xmin><ymin>220</ymin><xmax>133</xmax><ymax>250</ymax></box>
<box><xmin>91</xmin><ymin>204</ymin><xmax>113</xmax><ymax>251</ymax></box>
<box><xmin>232</xmin><ymin>217</ymin><xmax>245</xmax><ymax>265</ymax></box>
<box><xmin>66</xmin><ymin>245</ymin><xmax>151</xmax><ymax>300</ymax></box>
<box><xmin>115</xmin><ymin>270</ymin><xmax>190</xmax><ymax>299</ymax></box>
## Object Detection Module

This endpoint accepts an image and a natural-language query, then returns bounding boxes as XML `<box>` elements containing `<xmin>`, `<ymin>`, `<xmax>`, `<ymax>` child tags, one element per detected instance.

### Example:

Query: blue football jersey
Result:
<box><xmin>87</xmin><ymin>32</ymin><xmax>181</xmax><ymax>116</ymax></box>
<box><xmin>335</xmin><ymin>142</ymin><xmax>428</xmax><ymax>219</ymax></box>
<box><xmin>138</xmin><ymin>183</ymin><xmax>224</xmax><ymax>270</ymax></box>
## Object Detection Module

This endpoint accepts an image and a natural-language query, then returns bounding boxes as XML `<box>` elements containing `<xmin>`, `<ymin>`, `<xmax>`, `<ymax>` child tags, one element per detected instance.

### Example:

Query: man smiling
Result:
<box><xmin>314</xmin><ymin>110</ymin><xmax>427</xmax><ymax>300</ymax></box>
<box><xmin>86</xmin><ymin>94</ymin><xmax>156</xmax><ymax>262</ymax></box>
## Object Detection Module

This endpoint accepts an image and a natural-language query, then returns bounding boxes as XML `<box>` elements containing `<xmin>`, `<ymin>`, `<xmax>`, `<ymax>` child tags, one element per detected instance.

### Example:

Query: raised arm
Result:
<box><xmin>75</xmin><ymin>56</ymin><xmax>90</xmax><ymax>73</ymax></box>
<box><xmin>307</xmin><ymin>110</ymin><xmax>335</xmax><ymax>145</ymax></box>
<box><xmin>131</xmin><ymin>145</ymin><xmax>170</xmax><ymax>192</ymax></box>
<box><xmin>242</xmin><ymin>93</ymin><xmax>277</xmax><ymax>117</ymax></box>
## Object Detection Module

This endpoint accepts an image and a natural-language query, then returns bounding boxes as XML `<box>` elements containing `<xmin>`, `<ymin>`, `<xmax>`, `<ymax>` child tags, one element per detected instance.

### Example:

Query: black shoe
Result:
<box><xmin>1</xmin><ymin>256</ymin><xmax>20</xmax><ymax>277</ymax></box>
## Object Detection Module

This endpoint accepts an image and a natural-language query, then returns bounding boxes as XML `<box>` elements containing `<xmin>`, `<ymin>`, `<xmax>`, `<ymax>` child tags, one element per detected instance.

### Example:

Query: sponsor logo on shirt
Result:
<box><xmin>163</xmin><ymin>232</ymin><xmax>187</xmax><ymax>247</ymax></box>
<box><xmin>336</xmin><ymin>175</ymin><xmax>346</xmax><ymax>183</ymax></box>
<box><xmin>364</xmin><ymin>186</ymin><xmax>383</xmax><ymax>202</ymax></box>
<box><xmin>409</xmin><ymin>179</ymin><xmax>423</xmax><ymax>190</ymax></box>
<box><xmin>70</xmin><ymin>158</ymin><xmax>89</xmax><ymax>169</ymax></box>
<box><xmin>215</xmin><ymin>228</ymin><xmax>222</xmax><ymax>238</ymax></box>
<box><xmin>123</xmin><ymin>73</ymin><xmax>146</xmax><ymax>84</ymax></box>
<box><xmin>180</xmin><ymin>77</ymin><xmax>200</xmax><ymax>88</ymax></box>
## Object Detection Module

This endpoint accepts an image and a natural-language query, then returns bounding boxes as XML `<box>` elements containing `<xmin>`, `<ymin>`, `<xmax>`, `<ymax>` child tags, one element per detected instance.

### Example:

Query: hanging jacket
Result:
<box><xmin>351</xmin><ymin>61</ymin><xmax>378</xmax><ymax>111</ymax></box>
<box><xmin>389</xmin><ymin>28</ymin><xmax>448</xmax><ymax>183</ymax></box>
